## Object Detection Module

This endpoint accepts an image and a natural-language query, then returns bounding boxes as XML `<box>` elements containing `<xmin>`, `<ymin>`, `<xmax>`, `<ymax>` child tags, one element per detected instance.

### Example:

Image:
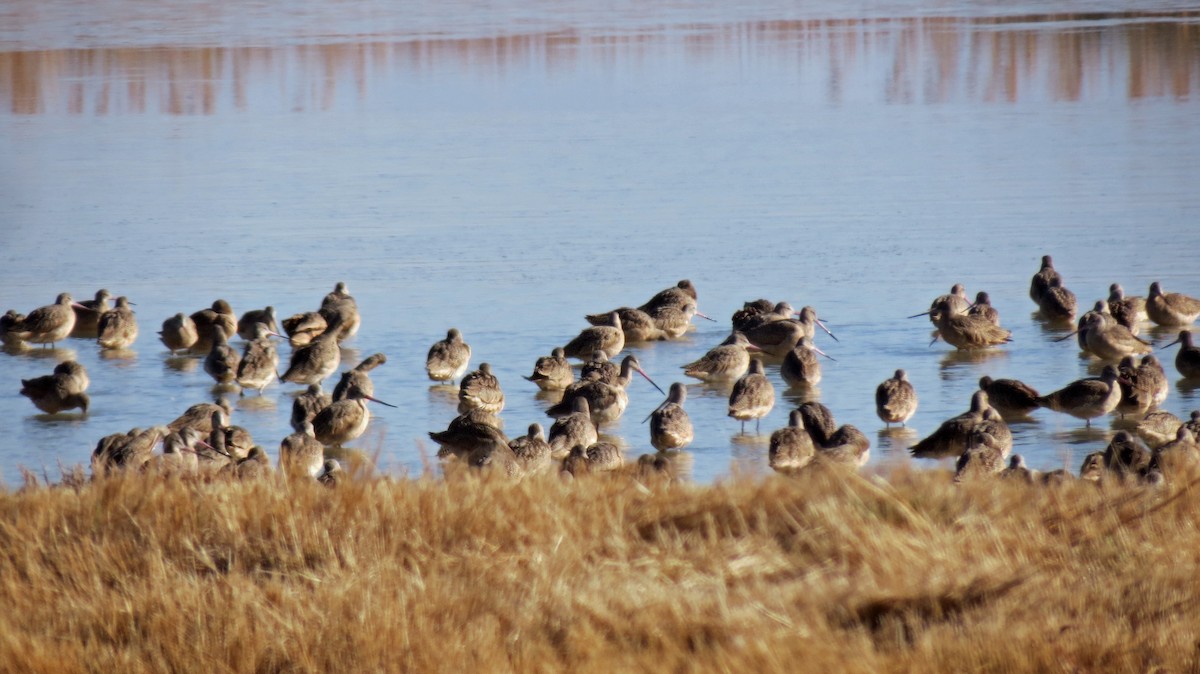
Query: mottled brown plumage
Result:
<box><xmin>426</xmin><ymin>329</ymin><xmax>471</xmax><ymax>383</ymax></box>
<box><xmin>1146</xmin><ymin>282</ymin><xmax>1200</xmax><ymax>327</ymax></box>
<box><xmin>524</xmin><ymin>347</ymin><xmax>574</xmax><ymax>391</ymax></box>
<box><xmin>876</xmin><ymin>369</ymin><xmax>918</xmax><ymax>427</ymax></box>
<box><xmin>728</xmin><ymin>359</ymin><xmax>775</xmax><ymax>433</ymax></box>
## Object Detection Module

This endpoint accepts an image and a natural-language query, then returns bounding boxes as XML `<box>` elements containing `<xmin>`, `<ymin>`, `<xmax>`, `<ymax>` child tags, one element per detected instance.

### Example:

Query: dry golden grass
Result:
<box><xmin>1</xmin><ymin>464</ymin><xmax>1198</xmax><ymax>673</ymax></box>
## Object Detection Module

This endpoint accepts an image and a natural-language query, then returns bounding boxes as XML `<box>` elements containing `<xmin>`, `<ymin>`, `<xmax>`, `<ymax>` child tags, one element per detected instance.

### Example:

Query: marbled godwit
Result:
<box><xmin>999</xmin><ymin>455</ymin><xmax>1035</xmax><ymax>483</ymax></box>
<box><xmin>547</xmin><ymin>355</ymin><xmax>662</xmax><ymax>426</ymax></box>
<box><xmin>509</xmin><ymin>423</ymin><xmax>552</xmax><ymax>474</ymax></box>
<box><xmin>909</xmin><ymin>284</ymin><xmax>969</xmax><ymax>324</ymax></box>
<box><xmin>769</xmin><ymin>409</ymin><xmax>815</xmax><ymax>471</ymax></box>
<box><xmin>333</xmin><ymin>353</ymin><xmax>386</xmax><ymax>401</ymax></box>
<box><xmin>429</xmin><ymin>410</ymin><xmax>510</xmax><ymax>460</ymax></box>
<box><xmin>318</xmin><ymin>459</ymin><xmax>345</xmax><ymax>487</ymax></box>
<box><xmin>0</xmin><ymin>310</ymin><xmax>25</xmax><ymax>348</ymax></box>
<box><xmin>1107</xmin><ymin>284</ymin><xmax>1146</xmax><ymax>332</ymax></box>
<box><xmin>562</xmin><ymin>441</ymin><xmax>624</xmax><ymax>475</ymax></box>
<box><xmin>1037</xmin><ymin>277</ymin><xmax>1077</xmax><ymax>321</ymax></box>
<box><xmin>796</xmin><ymin>401</ymin><xmax>838</xmax><ymax>447</ymax></box>
<box><xmin>97</xmin><ymin>296</ymin><xmax>138</xmax><ymax>350</ymax></box>
<box><xmin>728</xmin><ymin>359</ymin><xmax>775</xmax><ymax>434</ymax></box>
<box><xmin>909</xmin><ymin>390</ymin><xmax>993</xmax><ymax>459</ymax></box>
<box><xmin>875</xmin><ymin>369</ymin><xmax>918</xmax><ymax>427</ymax></box>
<box><xmin>320</xmin><ymin>282</ymin><xmax>360</xmax><ymax>340</ymax></box>
<box><xmin>1147</xmin><ymin>427</ymin><xmax>1200</xmax><ymax>481</ymax></box>
<box><xmin>1137</xmin><ymin>410</ymin><xmax>1185</xmax><ymax>448</ymax></box>
<box><xmin>159</xmin><ymin>313</ymin><xmax>198</xmax><ymax>354</ymax></box>
<box><xmin>1146</xmin><ymin>282</ymin><xmax>1200</xmax><ymax>327</ymax></box>
<box><xmin>237</xmin><ymin>306</ymin><xmax>279</xmax><ymax>341</ymax></box>
<box><xmin>281</xmin><ymin>311</ymin><xmax>327</xmax><ymax>347</ymax></box>
<box><xmin>817</xmin><ymin>424</ymin><xmax>871</xmax><ymax>468</ymax></box>
<box><xmin>581</xmin><ymin>350</ymin><xmax>620</xmax><ymax>385</ymax></box>
<box><xmin>648</xmin><ymin>383</ymin><xmax>693</xmax><ymax>452</ymax></box>
<box><xmin>968</xmin><ymin>292</ymin><xmax>1000</xmax><ymax>326</ymax></box>
<box><xmin>1064</xmin><ymin>301</ymin><xmax>1110</xmax><ymax>350</ymax></box>
<box><xmin>1029</xmin><ymin>255</ymin><xmax>1061</xmax><ymax>306</ymax></box>
<box><xmin>1080</xmin><ymin>312</ymin><xmax>1151</xmax><ymax>361</ymax></box>
<box><xmin>1185</xmin><ymin>411</ymin><xmax>1200</xmax><ymax>440</ymax></box>
<box><xmin>681</xmin><ymin>331</ymin><xmax>761</xmax><ymax>382</ymax></box>
<box><xmin>280</xmin><ymin>321</ymin><xmax>342</xmax><ymax>388</ymax></box>
<box><xmin>20</xmin><ymin>365</ymin><xmax>90</xmax><ymax>415</ymax></box>
<box><xmin>930</xmin><ymin>310</ymin><xmax>1012</xmax><ymax>350</ymax></box>
<box><xmin>731</xmin><ymin>299</ymin><xmax>776</xmax><ymax>332</ymax></box>
<box><xmin>1079</xmin><ymin>452</ymin><xmax>1106</xmax><ymax>482</ymax></box>
<box><xmin>524</xmin><ymin>347</ymin><xmax>574</xmax><ymax>391</ymax></box>
<box><xmin>1162</xmin><ymin>330</ymin><xmax>1200</xmax><ymax>378</ymax></box>
<box><xmin>1102</xmin><ymin>430</ymin><xmax>1152</xmax><ymax>482</ymax></box>
<box><xmin>232</xmin><ymin>446</ymin><xmax>272</xmax><ymax>480</ymax></box>
<box><xmin>291</xmin><ymin>384</ymin><xmax>332</xmax><ymax>432</ymax></box>
<box><xmin>645</xmin><ymin>303</ymin><xmax>697</xmax><ymax>340</ymax></box>
<box><xmin>735</xmin><ymin>301</ymin><xmax>796</xmax><ymax>333</ymax></box>
<box><xmin>563</xmin><ymin>312</ymin><xmax>625</xmax><ymax>360</ymax></box>
<box><xmin>978</xmin><ymin>376</ymin><xmax>1040</xmax><ymax>418</ymax></box>
<box><xmin>744</xmin><ymin>319</ymin><xmax>806</xmax><ymax>358</ymax></box>
<box><xmin>204</xmin><ymin>325</ymin><xmax>241</xmax><ymax>386</ymax></box>
<box><xmin>91</xmin><ymin>426</ymin><xmax>168</xmax><ymax>476</ymax></box>
<box><xmin>209</xmin><ymin>413</ymin><xmax>255</xmax><ymax>462</ymax></box>
<box><xmin>167</xmin><ymin>399</ymin><xmax>232</xmax><ymax>434</ymax></box>
<box><xmin>780</xmin><ymin>336</ymin><xmax>830</xmax><ymax>387</ymax></box>
<box><xmin>279</xmin><ymin>420</ymin><xmax>325</xmax><ymax>478</ymax></box>
<box><xmin>547</xmin><ymin>397</ymin><xmax>599</xmax><ymax>458</ymax></box>
<box><xmin>235</xmin><ymin>323</ymin><xmax>280</xmax><ymax>394</ymax></box>
<box><xmin>953</xmin><ymin>428</ymin><xmax>1007</xmax><ymax>482</ymax></box>
<box><xmin>1036</xmin><ymin>365</ymin><xmax>1122</xmax><ymax>427</ymax></box>
<box><xmin>426</xmin><ymin>328</ymin><xmax>472</xmax><ymax>383</ymax></box>
<box><xmin>53</xmin><ymin>360</ymin><xmax>89</xmax><ymax>394</ymax></box>
<box><xmin>975</xmin><ymin>408</ymin><xmax>1013</xmax><ymax>458</ymax></box>
<box><xmin>72</xmin><ymin>289</ymin><xmax>111</xmax><ymax>336</ymax></box>
<box><xmin>11</xmin><ymin>293</ymin><xmax>81</xmax><ymax>347</ymax></box>
<box><xmin>638</xmin><ymin>279</ymin><xmax>699</xmax><ymax>314</ymax></box>
<box><xmin>796</xmin><ymin>306</ymin><xmax>838</xmax><ymax>342</ymax></box>
<box><xmin>468</xmin><ymin>443</ymin><xmax>523</xmax><ymax>478</ymax></box>
<box><xmin>190</xmin><ymin>299</ymin><xmax>237</xmax><ymax>351</ymax></box>
<box><xmin>312</xmin><ymin>385</ymin><xmax>395</xmax><ymax>447</ymax></box>
<box><xmin>458</xmin><ymin>362</ymin><xmax>505</xmax><ymax>414</ymax></box>
<box><xmin>154</xmin><ymin>427</ymin><xmax>207</xmax><ymax>474</ymax></box>
<box><xmin>584</xmin><ymin>307</ymin><xmax>665</xmax><ymax>342</ymax></box>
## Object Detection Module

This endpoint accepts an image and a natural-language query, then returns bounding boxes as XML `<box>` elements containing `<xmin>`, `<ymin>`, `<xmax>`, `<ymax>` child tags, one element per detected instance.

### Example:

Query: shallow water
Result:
<box><xmin>2</xmin><ymin>1</ymin><xmax>1199</xmax><ymax>485</ymax></box>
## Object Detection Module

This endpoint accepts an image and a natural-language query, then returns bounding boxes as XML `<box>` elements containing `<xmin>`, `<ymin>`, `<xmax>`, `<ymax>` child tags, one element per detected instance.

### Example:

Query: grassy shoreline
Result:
<box><xmin>1</xmin><ymin>466</ymin><xmax>1196</xmax><ymax>672</ymax></box>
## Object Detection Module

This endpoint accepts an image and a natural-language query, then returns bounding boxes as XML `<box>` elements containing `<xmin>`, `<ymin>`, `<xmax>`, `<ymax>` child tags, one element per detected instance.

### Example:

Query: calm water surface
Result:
<box><xmin>2</xmin><ymin>1</ymin><xmax>1199</xmax><ymax>484</ymax></box>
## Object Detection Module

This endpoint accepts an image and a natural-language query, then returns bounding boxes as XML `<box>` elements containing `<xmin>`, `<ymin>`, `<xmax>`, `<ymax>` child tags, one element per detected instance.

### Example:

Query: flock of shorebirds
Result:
<box><xmin>3</xmin><ymin>255</ymin><xmax>1200</xmax><ymax>486</ymax></box>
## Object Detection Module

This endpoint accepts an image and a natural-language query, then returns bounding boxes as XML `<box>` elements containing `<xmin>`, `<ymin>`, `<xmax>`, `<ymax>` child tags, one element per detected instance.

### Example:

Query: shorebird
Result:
<box><xmin>72</xmin><ymin>289</ymin><xmax>111</xmax><ymax>335</ymax></box>
<box><xmin>235</xmin><ymin>323</ymin><xmax>280</xmax><ymax>394</ymax></box>
<box><xmin>91</xmin><ymin>426</ymin><xmax>169</xmax><ymax>476</ymax></box>
<box><xmin>20</xmin><ymin>364</ymin><xmax>90</xmax><ymax>414</ymax></box>
<box><xmin>153</xmin><ymin>427</ymin><xmax>208</xmax><ymax>474</ymax></box>
<box><xmin>732</xmin><ymin>301</ymin><xmax>796</xmax><ymax>333</ymax></box>
<box><xmin>562</xmin><ymin>441</ymin><xmax>624</xmax><ymax>475</ymax></box>
<box><xmin>1103</xmin><ymin>430</ymin><xmax>1152</xmax><ymax>482</ymax></box>
<box><xmin>231</xmin><ymin>446</ymin><xmax>272</xmax><ymax>480</ymax></box>
<box><xmin>1148</xmin><ymin>427</ymin><xmax>1200</xmax><ymax>481</ymax></box>
<box><xmin>581</xmin><ymin>350</ymin><xmax>620</xmax><ymax>385</ymax></box>
<box><xmin>190</xmin><ymin>300</ymin><xmax>237</xmax><ymax>351</ymax></box>
<box><xmin>731</xmin><ymin>299</ymin><xmax>777</xmax><ymax>333</ymax></box>
<box><xmin>780</xmin><ymin>337</ymin><xmax>831</xmax><ymax>387</ymax></box>
<box><xmin>524</xmin><ymin>347</ymin><xmax>574</xmax><ymax>391</ymax></box>
<box><xmin>647</xmin><ymin>383</ymin><xmax>693</xmax><ymax>452</ymax></box>
<box><xmin>910</xmin><ymin>391</ymin><xmax>994</xmax><ymax>459</ymax></box>
<box><xmin>280</xmin><ymin>320</ymin><xmax>343</xmax><ymax>387</ymax></box>
<box><xmin>547</xmin><ymin>355</ymin><xmax>663</xmax><ymax>426</ymax></box>
<box><xmin>237</xmin><ymin>306</ymin><xmax>279</xmax><ymax>341</ymax></box>
<box><xmin>1079</xmin><ymin>452</ymin><xmax>1106</xmax><ymax>483</ymax></box>
<box><xmin>769</xmin><ymin>409</ymin><xmax>815</xmax><ymax>471</ymax></box>
<box><xmin>681</xmin><ymin>331</ymin><xmax>761</xmax><ymax>382</ymax></box>
<box><xmin>1065</xmin><ymin>301</ymin><xmax>1111</xmax><ymax>350</ymax></box>
<box><xmin>468</xmin><ymin>443</ymin><xmax>524</xmax><ymax>479</ymax></box>
<box><xmin>291</xmin><ymin>384</ymin><xmax>332</xmax><ymax>432</ymax></box>
<box><xmin>426</xmin><ymin>328</ymin><xmax>472</xmax><ymax>383</ymax></box>
<box><xmin>1108</xmin><ymin>284</ymin><xmax>1146</xmax><ymax>332</ymax></box>
<box><xmin>728</xmin><ymin>359</ymin><xmax>775</xmax><ymax>434</ymax></box>
<box><xmin>547</xmin><ymin>397</ymin><xmax>599</xmax><ymax>458</ymax></box>
<box><xmin>999</xmin><ymin>455</ymin><xmax>1035</xmax><ymax>483</ymax></box>
<box><xmin>1029</xmin><ymin>255</ymin><xmax>1061</xmax><ymax>306</ymax></box>
<box><xmin>647</xmin><ymin>303</ymin><xmax>700</xmax><ymax>339</ymax></box>
<box><xmin>280</xmin><ymin>420</ymin><xmax>325</xmax><ymax>478</ymax></box>
<box><xmin>97</xmin><ymin>296</ymin><xmax>138</xmax><ymax>350</ymax></box>
<box><xmin>509</xmin><ymin>423</ymin><xmax>552</xmax><ymax>475</ymax></box>
<box><xmin>1079</xmin><ymin>312</ymin><xmax>1151</xmax><ymax>361</ymax></box>
<box><xmin>1037</xmin><ymin>277</ymin><xmax>1077</xmax><ymax>321</ymax></box>
<box><xmin>429</xmin><ymin>410</ymin><xmax>510</xmax><ymax>460</ymax></box>
<box><xmin>795</xmin><ymin>306</ymin><xmax>838</xmax><ymax>342</ymax></box>
<box><xmin>1036</xmin><ymin>365</ymin><xmax>1122</xmax><ymax>427</ymax></box>
<box><xmin>458</xmin><ymin>362</ymin><xmax>505</xmax><ymax>414</ymax></box>
<box><xmin>953</xmin><ymin>428</ymin><xmax>1007</xmax><ymax>482</ymax></box>
<box><xmin>930</xmin><ymin>310</ymin><xmax>1012</xmax><ymax>350</ymax></box>
<box><xmin>1146</xmin><ymin>282</ymin><xmax>1200</xmax><ymax>327</ymax></box>
<box><xmin>584</xmin><ymin>307</ymin><xmax>665</xmax><ymax>342</ymax></box>
<box><xmin>203</xmin><ymin>325</ymin><xmax>241</xmax><ymax>386</ymax></box>
<box><xmin>167</xmin><ymin>400</ymin><xmax>232</xmax><ymax>434</ymax></box>
<box><xmin>159</xmin><ymin>313</ymin><xmax>199</xmax><ymax>354</ymax></box>
<box><xmin>1162</xmin><ymin>330</ymin><xmax>1200</xmax><ymax>378</ymax></box>
<box><xmin>563</xmin><ymin>312</ymin><xmax>625</xmax><ymax>360</ymax></box>
<box><xmin>1137</xmin><ymin>410</ymin><xmax>1185</xmax><ymax>448</ymax></box>
<box><xmin>815</xmin><ymin>424</ymin><xmax>871</xmax><ymax>468</ymax></box>
<box><xmin>319</xmin><ymin>282</ymin><xmax>360</xmax><ymax>341</ymax></box>
<box><xmin>209</xmin><ymin>414</ymin><xmax>254</xmax><ymax>462</ymax></box>
<box><xmin>281</xmin><ymin>311</ymin><xmax>327</xmax><ymax>347</ymax></box>
<box><xmin>638</xmin><ymin>280</ymin><xmax>699</xmax><ymax>315</ymax></box>
<box><xmin>968</xmin><ymin>291</ymin><xmax>1000</xmax><ymax>326</ymax></box>
<box><xmin>312</xmin><ymin>385</ymin><xmax>396</xmax><ymax>446</ymax></box>
<box><xmin>978</xmin><ymin>376</ymin><xmax>1040</xmax><ymax>418</ymax></box>
<box><xmin>1</xmin><ymin>310</ymin><xmax>25</xmax><ymax>348</ymax></box>
<box><xmin>333</xmin><ymin>353</ymin><xmax>387</xmax><ymax>401</ymax></box>
<box><xmin>318</xmin><ymin>459</ymin><xmax>345</xmax><ymax>487</ymax></box>
<box><xmin>875</xmin><ymin>369</ymin><xmax>918</xmax><ymax>427</ymax></box>
<box><xmin>10</xmin><ymin>293</ymin><xmax>81</xmax><ymax>347</ymax></box>
<box><xmin>910</xmin><ymin>284</ymin><xmax>969</xmax><ymax>324</ymax></box>
<box><xmin>796</xmin><ymin>401</ymin><xmax>838</xmax><ymax>448</ymax></box>
<box><xmin>744</xmin><ymin>319</ymin><xmax>806</xmax><ymax>358</ymax></box>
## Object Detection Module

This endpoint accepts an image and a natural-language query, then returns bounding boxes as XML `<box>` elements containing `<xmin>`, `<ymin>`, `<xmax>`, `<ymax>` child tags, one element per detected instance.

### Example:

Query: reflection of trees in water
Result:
<box><xmin>2</xmin><ymin>14</ymin><xmax>1197</xmax><ymax>114</ymax></box>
